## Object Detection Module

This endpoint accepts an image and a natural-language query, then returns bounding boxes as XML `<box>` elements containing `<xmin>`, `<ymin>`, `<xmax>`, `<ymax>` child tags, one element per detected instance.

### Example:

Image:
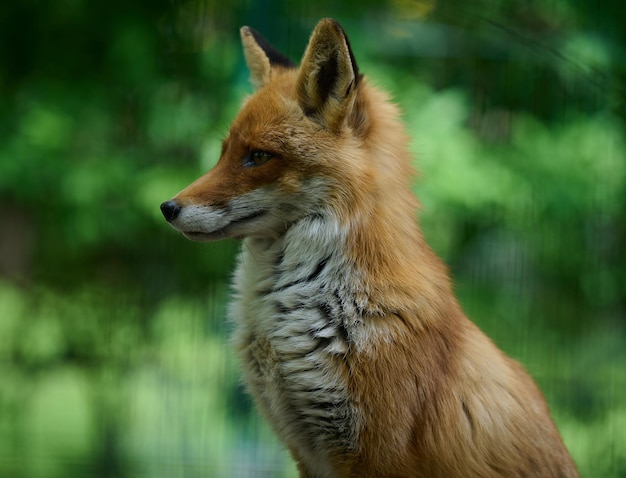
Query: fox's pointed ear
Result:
<box><xmin>297</xmin><ymin>19</ymin><xmax>361</xmax><ymax>132</ymax></box>
<box><xmin>240</xmin><ymin>26</ymin><xmax>295</xmax><ymax>89</ymax></box>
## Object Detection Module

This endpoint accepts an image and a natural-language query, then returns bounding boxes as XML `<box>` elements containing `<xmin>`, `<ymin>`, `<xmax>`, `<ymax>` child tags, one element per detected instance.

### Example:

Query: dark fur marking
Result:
<box><xmin>317</xmin><ymin>51</ymin><xmax>339</xmax><ymax>105</ymax></box>
<box><xmin>298</xmin><ymin>399</ymin><xmax>351</xmax><ymax>432</ymax></box>
<box><xmin>461</xmin><ymin>400</ymin><xmax>475</xmax><ymax>436</ymax></box>
<box><xmin>351</xmin><ymin>298</ymin><xmax>366</xmax><ymax>317</ymax></box>
<box><xmin>275</xmin><ymin>301</ymin><xmax>292</xmax><ymax>314</ymax></box>
<box><xmin>319</xmin><ymin>302</ymin><xmax>334</xmax><ymax>320</ymax></box>
<box><xmin>305</xmin><ymin>399</ymin><xmax>344</xmax><ymax>415</ymax></box>
<box><xmin>247</xmin><ymin>27</ymin><xmax>295</xmax><ymax>69</ymax></box>
<box><xmin>314</xmin><ymin>335</ymin><xmax>334</xmax><ymax>351</ymax></box>
<box><xmin>272</xmin><ymin>256</ymin><xmax>330</xmax><ymax>293</ymax></box>
<box><xmin>328</xmin><ymin>19</ymin><xmax>361</xmax><ymax>87</ymax></box>
<box><xmin>333</xmin><ymin>290</ymin><xmax>346</xmax><ymax>318</ymax></box>
<box><xmin>294</xmin><ymin>334</ymin><xmax>333</xmax><ymax>357</ymax></box>
<box><xmin>336</xmin><ymin>320</ymin><xmax>350</xmax><ymax>344</ymax></box>
<box><xmin>305</xmin><ymin>386</ymin><xmax>337</xmax><ymax>394</ymax></box>
<box><xmin>309</xmin><ymin>256</ymin><xmax>330</xmax><ymax>281</ymax></box>
<box><xmin>318</xmin><ymin>299</ymin><xmax>350</xmax><ymax>346</ymax></box>
<box><xmin>273</xmin><ymin>250</ymin><xmax>285</xmax><ymax>273</ymax></box>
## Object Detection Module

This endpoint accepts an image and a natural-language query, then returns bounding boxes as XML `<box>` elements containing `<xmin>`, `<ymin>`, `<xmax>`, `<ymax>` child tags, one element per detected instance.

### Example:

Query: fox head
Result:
<box><xmin>161</xmin><ymin>18</ymin><xmax>412</xmax><ymax>242</ymax></box>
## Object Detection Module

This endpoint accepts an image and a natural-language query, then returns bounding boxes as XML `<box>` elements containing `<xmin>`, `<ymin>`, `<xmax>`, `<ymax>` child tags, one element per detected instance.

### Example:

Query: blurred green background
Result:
<box><xmin>0</xmin><ymin>0</ymin><xmax>624</xmax><ymax>476</ymax></box>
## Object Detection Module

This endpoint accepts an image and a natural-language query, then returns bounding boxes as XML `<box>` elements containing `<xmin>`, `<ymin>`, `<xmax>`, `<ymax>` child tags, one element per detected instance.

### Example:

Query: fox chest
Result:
<box><xmin>229</xmin><ymin>242</ymin><xmax>359</xmax><ymax>462</ymax></box>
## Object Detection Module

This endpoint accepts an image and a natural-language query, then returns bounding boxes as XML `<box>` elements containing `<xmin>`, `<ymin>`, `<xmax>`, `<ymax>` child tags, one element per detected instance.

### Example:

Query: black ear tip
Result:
<box><xmin>316</xmin><ymin>18</ymin><xmax>348</xmax><ymax>40</ymax></box>
<box><xmin>328</xmin><ymin>18</ymin><xmax>345</xmax><ymax>33</ymax></box>
<box><xmin>244</xmin><ymin>26</ymin><xmax>295</xmax><ymax>69</ymax></box>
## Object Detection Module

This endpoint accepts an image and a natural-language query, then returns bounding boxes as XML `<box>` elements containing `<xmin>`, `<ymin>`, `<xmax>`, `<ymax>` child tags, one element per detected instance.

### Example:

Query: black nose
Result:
<box><xmin>160</xmin><ymin>200</ymin><xmax>181</xmax><ymax>222</ymax></box>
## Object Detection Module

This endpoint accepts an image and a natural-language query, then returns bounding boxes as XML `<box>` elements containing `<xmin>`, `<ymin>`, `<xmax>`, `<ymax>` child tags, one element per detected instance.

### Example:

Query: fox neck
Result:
<box><xmin>240</xmin><ymin>190</ymin><xmax>455</xmax><ymax>325</ymax></box>
<box><xmin>232</xmin><ymin>201</ymin><xmax>457</xmax><ymax>452</ymax></box>
<box><xmin>338</xmin><ymin>85</ymin><xmax>457</xmax><ymax>318</ymax></box>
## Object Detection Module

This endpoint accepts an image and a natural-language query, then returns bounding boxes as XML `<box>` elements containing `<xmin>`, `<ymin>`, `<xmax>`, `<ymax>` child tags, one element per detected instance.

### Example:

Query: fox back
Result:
<box><xmin>161</xmin><ymin>18</ymin><xmax>578</xmax><ymax>478</ymax></box>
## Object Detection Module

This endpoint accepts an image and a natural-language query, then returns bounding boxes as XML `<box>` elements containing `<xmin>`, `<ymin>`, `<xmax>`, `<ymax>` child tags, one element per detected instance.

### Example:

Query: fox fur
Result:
<box><xmin>161</xmin><ymin>18</ymin><xmax>578</xmax><ymax>478</ymax></box>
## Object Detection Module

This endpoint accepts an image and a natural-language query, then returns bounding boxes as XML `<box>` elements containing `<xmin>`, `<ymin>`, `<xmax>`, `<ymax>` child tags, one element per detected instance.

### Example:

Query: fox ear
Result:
<box><xmin>297</xmin><ymin>19</ymin><xmax>361</xmax><ymax>132</ymax></box>
<box><xmin>240</xmin><ymin>26</ymin><xmax>295</xmax><ymax>89</ymax></box>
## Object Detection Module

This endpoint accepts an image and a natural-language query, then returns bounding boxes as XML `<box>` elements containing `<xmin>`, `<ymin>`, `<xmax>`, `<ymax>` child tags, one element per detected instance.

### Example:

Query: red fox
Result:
<box><xmin>160</xmin><ymin>18</ymin><xmax>578</xmax><ymax>478</ymax></box>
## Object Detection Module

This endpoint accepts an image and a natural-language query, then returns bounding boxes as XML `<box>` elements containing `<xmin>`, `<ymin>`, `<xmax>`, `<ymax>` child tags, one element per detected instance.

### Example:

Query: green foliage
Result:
<box><xmin>0</xmin><ymin>281</ymin><xmax>297</xmax><ymax>477</ymax></box>
<box><xmin>0</xmin><ymin>0</ymin><xmax>624</xmax><ymax>476</ymax></box>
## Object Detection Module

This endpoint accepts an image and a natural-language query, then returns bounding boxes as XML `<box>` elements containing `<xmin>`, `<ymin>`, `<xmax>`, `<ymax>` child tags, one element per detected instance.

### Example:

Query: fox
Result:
<box><xmin>160</xmin><ymin>18</ymin><xmax>578</xmax><ymax>478</ymax></box>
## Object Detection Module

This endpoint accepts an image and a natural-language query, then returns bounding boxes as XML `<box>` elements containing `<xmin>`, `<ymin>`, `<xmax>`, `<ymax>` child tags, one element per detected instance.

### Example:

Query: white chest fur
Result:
<box><xmin>229</xmin><ymin>215</ymin><xmax>366</xmax><ymax>475</ymax></box>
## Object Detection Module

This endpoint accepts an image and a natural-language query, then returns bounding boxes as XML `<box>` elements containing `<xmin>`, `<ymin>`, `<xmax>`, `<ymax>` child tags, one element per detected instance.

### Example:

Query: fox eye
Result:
<box><xmin>243</xmin><ymin>150</ymin><xmax>273</xmax><ymax>168</ymax></box>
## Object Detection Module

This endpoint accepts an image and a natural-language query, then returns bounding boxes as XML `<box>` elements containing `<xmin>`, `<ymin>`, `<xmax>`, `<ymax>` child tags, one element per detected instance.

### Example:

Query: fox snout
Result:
<box><xmin>159</xmin><ymin>192</ymin><xmax>287</xmax><ymax>242</ymax></box>
<box><xmin>160</xmin><ymin>200</ymin><xmax>181</xmax><ymax>222</ymax></box>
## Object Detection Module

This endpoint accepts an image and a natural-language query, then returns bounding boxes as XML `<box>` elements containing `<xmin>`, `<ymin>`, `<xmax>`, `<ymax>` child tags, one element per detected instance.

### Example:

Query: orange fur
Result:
<box><xmin>161</xmin><ymin>18</ymin><xmax>578</xmax><ymax>477</ymax></box>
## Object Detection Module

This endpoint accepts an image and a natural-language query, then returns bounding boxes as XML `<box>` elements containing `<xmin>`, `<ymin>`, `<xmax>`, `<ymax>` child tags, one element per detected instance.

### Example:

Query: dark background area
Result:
<box><xmin>0</xmin><ymin>0</ymin><xmax>624</xmax><ymax>476</ymax></box>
